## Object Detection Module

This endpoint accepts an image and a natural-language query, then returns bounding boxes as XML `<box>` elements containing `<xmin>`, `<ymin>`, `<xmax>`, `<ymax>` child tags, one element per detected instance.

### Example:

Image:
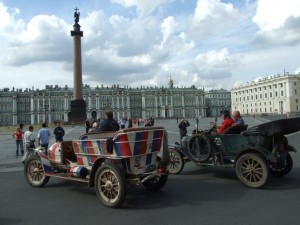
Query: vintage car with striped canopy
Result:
<box><xmin>24</xmin><ymin>126</ymin><xmax>170</xmax><ymax>208</ymax></box>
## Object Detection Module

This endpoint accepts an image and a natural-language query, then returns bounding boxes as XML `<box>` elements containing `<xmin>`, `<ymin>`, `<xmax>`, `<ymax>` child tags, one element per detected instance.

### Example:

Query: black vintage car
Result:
<box><xmin>168</xmin><ymin>117</ymin><xmax>299</xmax><ymax>188</ymax></box>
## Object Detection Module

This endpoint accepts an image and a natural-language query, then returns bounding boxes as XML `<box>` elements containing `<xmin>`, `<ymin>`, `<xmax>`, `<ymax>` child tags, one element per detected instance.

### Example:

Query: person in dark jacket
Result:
<box><xmin>53</xmin><ymin>122</ymin><xmax>65</xmax><ymax>142</ymax></box>
<box><xmin>127</xmin><ymin>118</ymin><xmax>133</xmax><ymax>128</ymax></box>
<box><xmin>98</xmin><ymin>110</ymin><xmax>120</xmax><ymax>131</ymax></box>
<box><xmin>178</xmin><ymin>117</ymin><xmax>190</xmax><ymax>142</ymax></box>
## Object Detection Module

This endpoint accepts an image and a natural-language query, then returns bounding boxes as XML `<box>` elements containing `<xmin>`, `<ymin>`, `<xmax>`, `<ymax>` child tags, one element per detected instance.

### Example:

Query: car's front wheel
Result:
<box><xmin>94</xmin><ymin>164</ymin><xmax>126</xmax><ymax>208</ymax></box>
<box><xmin>24</xmin><ymin>156</ymin><xmax>50</xmax><ymax>187</ymax></box>
<box><xmin>236</xmin><ymin>153</ymin><xmax>270</xmax><ymax>188</ymax></box>
<box><xmin>168</xmin><ymin>148</ymin><xmax>184</xmax><ymax>174</ymax></box>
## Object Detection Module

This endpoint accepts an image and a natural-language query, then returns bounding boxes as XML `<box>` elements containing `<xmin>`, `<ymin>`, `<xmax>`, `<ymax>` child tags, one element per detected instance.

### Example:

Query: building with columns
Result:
<box><xmin>206</xmin><ymin>88</ymin><xmax>232</xmax><ymax>117</ymax></box>
<box><xmin>231</xmin><ymin>73</ymin><xmax>300</xmax><ymax>116</ymax></box>
<box><xmin>0</xmin><ymin>76</ymin><xmax>233</xmax><ymax>126</ymax></box>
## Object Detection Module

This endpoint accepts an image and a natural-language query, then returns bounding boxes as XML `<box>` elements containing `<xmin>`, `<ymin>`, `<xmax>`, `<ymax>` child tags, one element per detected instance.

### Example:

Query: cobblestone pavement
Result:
<box><xmin>0</xmin><ymin>117</ymin><xmax>263</xmax><ymax>172</ymax></box>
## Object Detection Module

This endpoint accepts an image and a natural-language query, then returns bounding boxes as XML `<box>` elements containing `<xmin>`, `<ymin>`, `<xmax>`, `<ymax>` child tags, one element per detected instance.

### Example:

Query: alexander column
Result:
<box><xmin>69</xmin><ymin>7</ymin><xmax>86</xmax><ymax>122</ymax></box>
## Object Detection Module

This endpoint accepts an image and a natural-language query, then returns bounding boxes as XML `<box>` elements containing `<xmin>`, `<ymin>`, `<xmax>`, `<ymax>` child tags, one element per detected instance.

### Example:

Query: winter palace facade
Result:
<box><xmin>0</xmin><ymin>77</ymin><xmax>231</xmax><ymax>126</ymax></box>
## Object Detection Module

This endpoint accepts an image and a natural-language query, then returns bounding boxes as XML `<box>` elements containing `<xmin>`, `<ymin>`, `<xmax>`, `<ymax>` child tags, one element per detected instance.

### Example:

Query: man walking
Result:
<box><xmin>22</xmin><ymin>126</ymin><xmax>35</xmax><ymax>164</ymax></box>
<box><xmin>37</xmin><ymin>123</ymin><xmax>51</xmax><ymax>155</ymax></box>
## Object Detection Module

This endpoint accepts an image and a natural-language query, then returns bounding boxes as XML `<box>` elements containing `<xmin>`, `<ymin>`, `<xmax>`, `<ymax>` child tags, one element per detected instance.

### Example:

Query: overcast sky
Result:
<box><xmin>0</xmin><ymin>0</ymin><xmax>299</xmax><ymax>91</ymax></box>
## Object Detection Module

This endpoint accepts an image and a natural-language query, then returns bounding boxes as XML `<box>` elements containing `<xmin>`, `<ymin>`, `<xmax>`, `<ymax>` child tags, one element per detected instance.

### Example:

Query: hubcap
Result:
<box><xmin>241</xmin><ymin>158</ymin><xmax>263</xmax><ymax>182</ymax></box>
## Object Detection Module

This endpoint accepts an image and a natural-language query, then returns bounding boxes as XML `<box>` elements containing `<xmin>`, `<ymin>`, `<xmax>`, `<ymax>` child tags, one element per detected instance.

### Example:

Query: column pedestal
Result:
<box><xmin>69</xmin><ymin>99</ymin><xmax>86</xmax><ymax>122</ymax></box>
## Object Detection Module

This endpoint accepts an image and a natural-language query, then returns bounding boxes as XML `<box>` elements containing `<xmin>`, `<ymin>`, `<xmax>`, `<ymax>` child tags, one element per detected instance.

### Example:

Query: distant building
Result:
<box><xmin>231</xmin><ymin>73</ymin><xmax>300</xmax><ymax>117</ymax></box>
<box><xmin>0</xmin><ymin>78</ymin><xmax>232</xmax><ymax>126</ymax></box>
<box><xmin>206</xmin><ymin>88</ymin><xmax>231</xmax><ymax>117</ymax></box>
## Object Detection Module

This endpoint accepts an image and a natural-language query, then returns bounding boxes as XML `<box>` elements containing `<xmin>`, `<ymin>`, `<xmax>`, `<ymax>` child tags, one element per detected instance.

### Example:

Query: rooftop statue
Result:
<box><xmin>74</xmin><ymin>7</ymin><xmax>80</xmax><ymax>24</ymax></box>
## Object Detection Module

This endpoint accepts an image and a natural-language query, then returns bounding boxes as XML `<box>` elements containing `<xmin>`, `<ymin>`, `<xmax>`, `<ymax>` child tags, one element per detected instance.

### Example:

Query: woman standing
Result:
<box><xmin>12</xmin><ymin>127</ymin><xmax>24</xmax><ymax>156</ymax></box>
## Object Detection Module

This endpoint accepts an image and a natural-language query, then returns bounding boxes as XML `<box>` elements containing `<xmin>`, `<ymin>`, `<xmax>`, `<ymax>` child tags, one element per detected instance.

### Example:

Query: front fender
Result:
<box><xmin>235</xmin><ymin>146</ymin><xmax>277</xmax><ymax>165</ymax></box>
<box><xmin>288</xmin><ymin>145</ymin><xmax>297</xmax><ymax>153</ymax></box>
<box><xmin>88</xmin><ymin>158</ymin><xmax>106</xmax><ymax>187</ymax></box>
<box><xmin>169</xmin><ymin>144</ymin><xmax>199</xmax><ymax>163</ymax></box>
<box><xmin>36</xmin><ymin>151</ymin><xmax>54</xmax><ymax>175</ymax></box>
<box><xmin>168</xmin><ymin>144</ymin><xmax>191</xmax><ymax>158</ymax></box>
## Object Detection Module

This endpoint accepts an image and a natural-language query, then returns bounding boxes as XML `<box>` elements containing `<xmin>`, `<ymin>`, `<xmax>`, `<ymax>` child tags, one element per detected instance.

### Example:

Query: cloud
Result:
<box><xmin>252</xmin><ymin>0</ymin><xmax>300</xmax><ymax>48</ymax></box>
<box><xmin>187</xmin><ymin>0</ymin><xmax>241</xmax><ymax>40</ymax></box>
<box><xmin>253</xmin><ymin>15</ymin><xmax>300</xmax><ymax>47</ymax></box>
<box><xmin>3</xmin><ymin>15</ymin><xmax>71</xmax><ymax>66</ymax></box>
<box><xmin>110</xmin><ymin>0</ymin><xmax>172</xmax><ymax>17</ymax></box>
<box><xmin>0</xmin><ymin>2</ymin><xmax>24</xmax><ymax>38</ymax></box>
<box><xmin>0</xmin><ymin>0</ymin><xmax>299</xmax><ymax>92</ymax></box>
<box><xmin>253</xmin><ymin>0</ymin><xmax>300</xmax><ymax>32</ymax></box>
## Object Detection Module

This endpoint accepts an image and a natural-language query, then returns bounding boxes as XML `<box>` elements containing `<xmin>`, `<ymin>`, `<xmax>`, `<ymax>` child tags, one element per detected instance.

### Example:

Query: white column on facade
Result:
<box><xmin>30</xmin><ymin>95</ymin><xmax>34</xmax><ymax>124</ymax></box>
<box><xmin>170</xmin><ymin>94</ymin><xmax>173</xmax><ymax>117</ymax></box>
<box><xmin>95</xmin><ymin>94</ymin><xmax>99</xmax><ymax>109</ymax></box>
<box><xmin>121</xmin><ymin>95</ymin><xmax>125</xmax><ymax>118</ymax></box>
<box><xmin>37</xmin><ymin>97</ymin><xmax>40</xmax><ymax>123</ymax></box>
<box><xmin>195</xmin><ymin>93</ymin><xmax>199</xmax><ymax>117</ymax></box>
<box><xmin>285</xmin><ymin>81</ymin><xmax>292</xmax><ymax>114</ymax></box>
<box><xmin>141</xmin><ymin>92</ymin><xmax>146</xmax><ymax>119</ymax></box>
<box><xmin>88</xmin><ymin>94</ymin><xmax>92</xmax><ymax>109</ymax></box>
<box><xmin>111</xmin><ymin>95</ymin><xmax>114</xmax><ymax>109</ymax></box>
<box><xmin>12</xmin><ymin>94</ymin><xmax>17</xmax><ymax>125</ymax></box>
<box><xmin>127</xmin><ymin>93</ymin><xmax>131</xmax><ymax>119</ymax></box>
<box><xmin>95</xmin><ymin>94</ymin><xmax>100</xmax><ymax>119</ymax></box>
<box><xmin>181</xmin><ymin>93</ymin><xmax>185</xmax><ymax>117</ymax></box>
<box><xmin>47</xmin><ymin>96</ymin><xmax>51</xmax><ymax>122</ymax></box>
<box><xmin>116</xmin><ymin>95</ymin><xmax>120</xmax><ymax>119</ymax></box>
<box><xmin>159</xmin><ymin>94</ymin><xmax>163</xmax><ymax>117</ymax></box>
<box><xmin>42</xmin><ymin>96</ymin><xmax>46</xmax><ymax>122</ymax></box>
<box><xmin>64</xmin><ymin>94</ymin><xmax>68</xmax><ymax>122</ymax></box>
<box><xmin>155</xmin><ymin>95</ymin><xmax>158</xmax><ymax>117</ymax></box>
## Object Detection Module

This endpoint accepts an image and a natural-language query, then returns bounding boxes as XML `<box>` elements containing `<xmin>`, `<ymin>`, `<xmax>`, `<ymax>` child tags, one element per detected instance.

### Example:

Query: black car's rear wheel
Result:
<box><xmin>24</xmin><ymin>156</ymin><xmax>50</xmax><ymax>187</ymax></box>
<box><xmin>168</xmin><ymin>148</ymin><xmax>184</xmax><ymax>174</ymax></box>
<box><xmin>188</xmin><ymin>134</ymin><xmax>212</xmax><ymax>163</ymax></box>
<box><xmin>270</xmin><ymin>152</ymin><xmax>293</xmax><ymax>176</ymax></box>
<box><xmin>95</xmin><ymin>164</ymin><xmax>126</xmax><ymax>208</ymax></box>
<box><xmin>236</xmin><ymin>153</ymin><xmax>270</xmax><ymax>188</ymax></box>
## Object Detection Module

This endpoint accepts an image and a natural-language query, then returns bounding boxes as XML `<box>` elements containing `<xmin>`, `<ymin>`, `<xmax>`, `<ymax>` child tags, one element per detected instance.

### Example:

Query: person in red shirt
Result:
<box><xmin>12</xmin><ymin>127</ymin><xmax>24</xmax><ymax>156</ymax></box>
<box><xmin>217</xmin><ymin>110</ymin><xmax>235</xmax><ymax>134</ymax></box>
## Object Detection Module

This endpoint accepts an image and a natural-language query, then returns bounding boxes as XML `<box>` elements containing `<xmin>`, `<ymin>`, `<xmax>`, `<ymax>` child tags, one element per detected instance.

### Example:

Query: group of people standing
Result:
<box><xmin>12</xmin><ymin>122</ymin><xmax>65</xmax><ymax>164</ymax></box>
<box><xmin>85</xmin><ymin>110</ymin><xmax>120</xmax><ymax>133</ymax></box>
<box><xmin>84</xmin><ymin>110</ymin><xmax>155</xmax><ymax>133</ymax></box>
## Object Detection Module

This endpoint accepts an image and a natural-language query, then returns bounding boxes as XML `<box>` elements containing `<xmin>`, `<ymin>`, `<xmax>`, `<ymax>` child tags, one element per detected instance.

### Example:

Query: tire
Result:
<box><xmin>188</xmin><ymin>134</ymin><xmax>212</xmax><ymax>163</ymax></box>
<box><xmin>236</xmin><ymin>153</ymin><xmax>270</xmax><ymax>188</ymax></box>
<box><xmin>270</xmin><ymin>153</ymin><xmax>293</xmax><ymax>176</ymax></box>
<box><xmin>143</xmin><ymin>174</ymin><xmax>168</xmax><ymax>191</ymax></box>
<box><xmin>94</xmin><ymin>164</ymin><xmax>126</xmax><ymax>208</ymax></box>
<box><xmin>24</xmin><ymin>156</ymin><xmax>50</xmax><ymax>187</ymax></box>
<box><xmin>168</xmin><ymin>148</ymin><xmax>184</xmax><ymax>174</ymax></box>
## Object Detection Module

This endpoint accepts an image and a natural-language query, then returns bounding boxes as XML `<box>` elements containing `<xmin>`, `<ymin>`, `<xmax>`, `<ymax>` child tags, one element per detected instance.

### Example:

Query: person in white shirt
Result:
<box><xmin>22</xmin><ymin>126</ymin><xmax>35</xmax><ymax>164</ymax></box>
<box><xmin>118</xmin><ymin>118</ymin><xmax>126</xmax><ymax>129</ymax></box>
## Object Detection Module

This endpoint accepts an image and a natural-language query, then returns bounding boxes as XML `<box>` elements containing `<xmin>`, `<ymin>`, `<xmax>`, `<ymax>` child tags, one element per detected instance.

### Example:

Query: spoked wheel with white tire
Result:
<box><xmin>143</xmin><ymin>174</ymin><xmax>168</xmax><ymax>191</ymax></box>
<box><xmin>24</xmin><ymin>156</ymin><xmax>50</xmax><ymax>187</ymax></box>
<box><xmin>168</xmin><ymin>148</ymin><xmax>184</xmax><ymax>174</ymax></box>
<box><xmin>236</xmin><ymin>153</ymin><xmax>270</xmax><ymax>188</ymax></box>
<box><xmin>94</xmin><ymin>164</ymin><xmax>126</xmax><ymax>208</ymax></box>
